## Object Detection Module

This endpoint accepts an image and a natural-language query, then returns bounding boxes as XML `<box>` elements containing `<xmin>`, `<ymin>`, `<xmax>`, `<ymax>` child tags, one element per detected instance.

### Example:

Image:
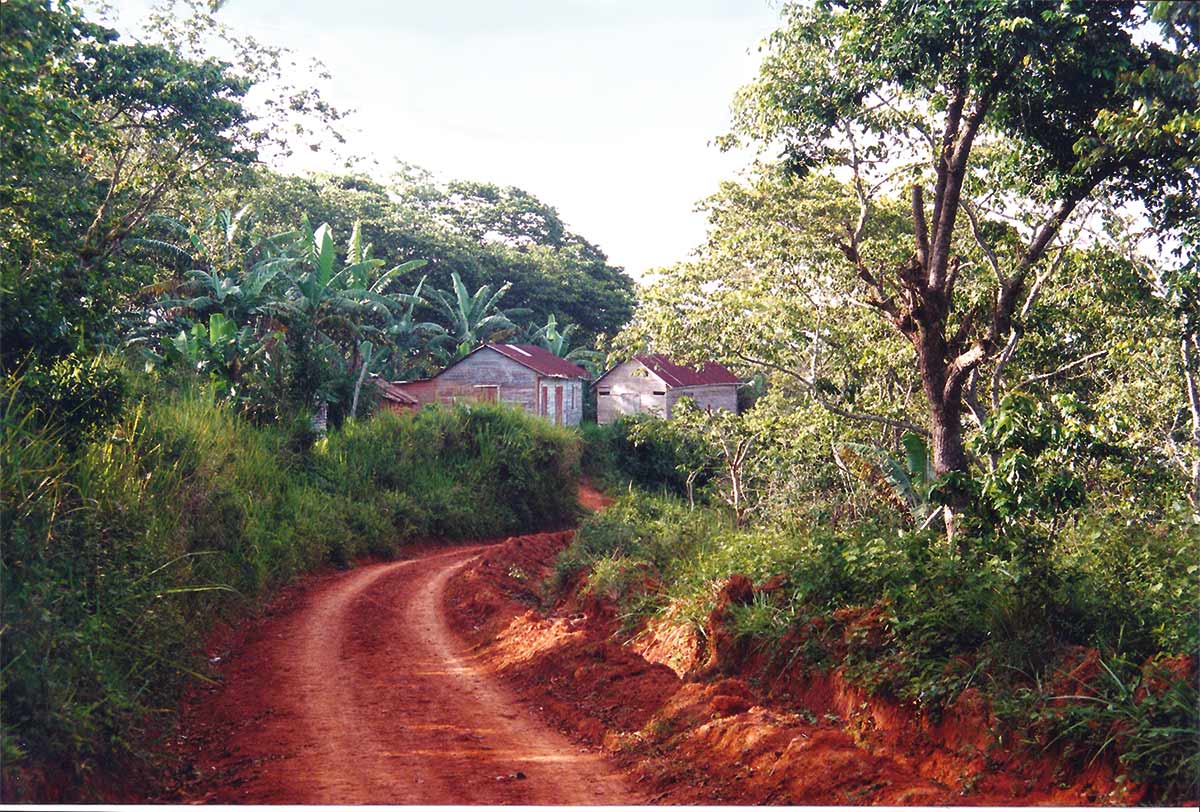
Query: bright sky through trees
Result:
<box><xmin>105</xmin><ymin>0</ymin><xmax>781</xmax><ymax>280</ymax></box>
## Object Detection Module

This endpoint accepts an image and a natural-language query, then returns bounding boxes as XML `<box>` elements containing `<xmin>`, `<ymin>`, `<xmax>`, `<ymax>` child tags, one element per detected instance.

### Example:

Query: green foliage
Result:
<box><xmin>8</xmin><ymin>354</ymin><xmax>127</xmax><ymax>445</ymax></box>
<box><xmin>0</xmin><ymin>380</ymin><xmax>578</xmax><ymax>792</ymax></box>
<box><xmin>424</xmin><ymin>271</ymin><xmax>531</xmax><ymax>359</ymax></box>
<box><xmin>579</xmin><ymin>416</ymin><xmax>714</xmax><ymax>498</ymax></box>
<box><xmin>526</xmin><ymin>313</ymin><xmax>604</xmax><ymax>377</ymax></box>
<box><xmin>241</xmin><ymin>171</ymin><xmax>635</xmax><ymax>349</ymax></box>
<box><xmin>0</xmin><ymin>0</ymin><xmax>259</xmax><ymax>367</ymax></box>
<box><xmin>730</xmin><ymin>1</ymin><xmax>1198</xmax><ymax>226</ymax></box>
<box><xmin>555</xmin><ymin>490</ymin><xmax>1197</xmax><ymax>801</ymax></box>
<box><xmin>841</xmin><ymin>432</ymin><xmax>936</xmax><ymax>525</ymax></box>
<box><xmin>948</xmin><ymin>394</ymin><xmax>1109</xmax><ymax>575</ymax></box>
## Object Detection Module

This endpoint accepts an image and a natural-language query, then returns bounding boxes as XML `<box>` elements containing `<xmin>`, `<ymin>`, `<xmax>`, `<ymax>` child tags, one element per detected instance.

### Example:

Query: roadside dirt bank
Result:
<box><xmin>159</xmin><ymin>539</ymin><xmax>638</xmax><ymax>804</ymax></box>
<box><xmin>444</xmin><ymin>528</ymin><xmax>1147</xmax><ymax>805</ymax></box>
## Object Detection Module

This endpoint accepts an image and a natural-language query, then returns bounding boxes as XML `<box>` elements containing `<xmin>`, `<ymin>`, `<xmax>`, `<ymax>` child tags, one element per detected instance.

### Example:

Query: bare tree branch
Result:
<box><xmin>962</xmin><ymin>198</ymin><xmax>1005</xmax><ymax>284</ymax></box>
<box><xmin>912</xmin><ymin>185</ymin><xmax>930</xmax><ymax>268</ymax></box>
<box><xmin>1015</xmin><ymin>349</ymin><xmax>1109</xmax><ymax>390</ymax></box>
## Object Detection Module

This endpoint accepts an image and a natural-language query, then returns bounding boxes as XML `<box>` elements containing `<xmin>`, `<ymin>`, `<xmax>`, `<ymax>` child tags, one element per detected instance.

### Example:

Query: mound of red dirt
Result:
<box><xmin>444</xmin><ymin>536</ymin><xmax>1148</xmax><ymax>805</ymax></box>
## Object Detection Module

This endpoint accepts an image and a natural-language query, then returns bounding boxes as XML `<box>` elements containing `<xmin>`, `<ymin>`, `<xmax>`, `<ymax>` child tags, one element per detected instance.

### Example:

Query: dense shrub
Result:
<box><xmin>580</xmin><ymin>416</ymin><xmax>713</xmax><ymax>497</ymax></box>
<box><xmin>8</xmin><ymin>353</ymin><xmax>127</xmax><ymax>446</ymax></box>
<box><xmin>0</xmin><ymin>386</ymin><xmax>578</xmax><ymax>792</ymax></box>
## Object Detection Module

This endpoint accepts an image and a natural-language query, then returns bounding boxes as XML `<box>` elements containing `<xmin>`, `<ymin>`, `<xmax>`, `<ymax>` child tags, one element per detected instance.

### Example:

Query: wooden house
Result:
<box><xmin>593</xmin><ymin>354</ymin><xmax>740</xmax><ymax>424</ymax></box>
<box><xmin>388</xmin><ymin>343</ymin><xmax>588</xmax><ymax>426</ymax></box>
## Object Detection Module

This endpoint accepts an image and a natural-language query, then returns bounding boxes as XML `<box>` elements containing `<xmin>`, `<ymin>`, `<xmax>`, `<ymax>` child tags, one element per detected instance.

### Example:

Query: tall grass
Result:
<box><xmin>1</xmin><ymin>385</ymin><xmax>578</xmax><ymax>796</ymax></box>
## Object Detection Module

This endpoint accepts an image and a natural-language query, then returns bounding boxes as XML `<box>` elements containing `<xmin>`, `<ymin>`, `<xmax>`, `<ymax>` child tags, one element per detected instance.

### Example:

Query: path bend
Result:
<box><xmin>178</xmin><ymin>543</ymin><xmax>635</xmax><ymax>805</ymax></box>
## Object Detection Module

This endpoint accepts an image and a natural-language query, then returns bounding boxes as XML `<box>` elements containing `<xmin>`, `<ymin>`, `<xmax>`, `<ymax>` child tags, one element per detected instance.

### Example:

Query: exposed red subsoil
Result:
<box><xmin>444</xmin><ymin>528</ymin><xmax>1149</xmax><ymax>805</ymax></box>
<box><xmin>130</xmin><ymin>481</ymin><xmax>1156</xmax><ymax>805</ymax></box>
<box><xmin>577</xmin><ymin>479</ymin><xmax>614</xmax><ymax>512</ymax></box>
<box><xmin>160</xmin><ymin>539</ymin><xmax>637</xmax><ymax>804</ymax></box>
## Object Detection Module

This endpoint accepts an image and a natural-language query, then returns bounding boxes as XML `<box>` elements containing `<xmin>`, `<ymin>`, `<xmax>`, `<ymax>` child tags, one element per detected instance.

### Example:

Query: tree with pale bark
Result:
<box><xmin>722</xmin><ymin>0</ymin><xmax>1198</xmax><ymax>538</ymax></box>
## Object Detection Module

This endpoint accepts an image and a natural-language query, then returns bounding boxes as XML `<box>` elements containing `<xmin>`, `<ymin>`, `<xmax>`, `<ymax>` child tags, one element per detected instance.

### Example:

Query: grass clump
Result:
<box><xmin>1</xmin><ymin>380</ymin><xmax>578</xmax><ymax>795</ymax></box>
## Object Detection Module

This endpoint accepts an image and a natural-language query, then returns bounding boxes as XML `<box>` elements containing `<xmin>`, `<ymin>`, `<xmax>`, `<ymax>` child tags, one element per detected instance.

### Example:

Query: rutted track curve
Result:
<box><xmin>173</xmin><ymin>543</ymin><xmax>636</xmax><ymax>804</ymax></box>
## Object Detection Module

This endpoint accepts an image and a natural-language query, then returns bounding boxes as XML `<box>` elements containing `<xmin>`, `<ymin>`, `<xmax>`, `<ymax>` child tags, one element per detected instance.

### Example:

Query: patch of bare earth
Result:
<box><xmin>445</xmin><ymin>528</ymin><xmax>1145</xmax><ymax>806</ymax></box>
<box><xmin>162</xmin><ymin>542</ymin><xmax>637</xmax><ymax>804</ymax></box>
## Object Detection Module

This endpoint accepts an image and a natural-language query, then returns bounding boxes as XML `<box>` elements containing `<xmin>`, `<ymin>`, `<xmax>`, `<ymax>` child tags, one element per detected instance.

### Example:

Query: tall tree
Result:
<box><xmin>241</xmin><ymin>171</ymin><xmax>636</xmax><ymax>344</ymax></box>
<box><xmin>727</xmin><ymin>0</ymin><xmax>1199</xmax><ymax>535</ymax></box>
<box><xmin>0</xmin><ymin>0</ymin><xmax>344</xmax><ymax>368</ymax></box>
<box><xmin>0</xmin><ymin>0</ymin><xmax>256</xmax><ymax>364</ymax></box>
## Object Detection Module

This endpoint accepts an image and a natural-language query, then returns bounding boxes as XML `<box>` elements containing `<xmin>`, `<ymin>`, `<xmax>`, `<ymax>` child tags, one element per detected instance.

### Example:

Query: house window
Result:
<box><xmin>598</xmin><ymin>390</ymin><xmax>611</xmax><ymax>396</ymax></box>
<box><xmin>652</xmin><ymin>390</ymin><xmax>666</xmax><ymax>396</ymax></box>
<box><xmin>474</xmin><ymin>385</ymin><xmax>499</xmax><ymax>403</ymax></box>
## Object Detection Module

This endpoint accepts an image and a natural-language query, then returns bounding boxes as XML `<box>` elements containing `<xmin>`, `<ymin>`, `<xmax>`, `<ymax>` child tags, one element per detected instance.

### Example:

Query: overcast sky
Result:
<box><xmin>107</xmin><ymin>0</ymin><xmax>783</xmax><ymax>280</ymax></box>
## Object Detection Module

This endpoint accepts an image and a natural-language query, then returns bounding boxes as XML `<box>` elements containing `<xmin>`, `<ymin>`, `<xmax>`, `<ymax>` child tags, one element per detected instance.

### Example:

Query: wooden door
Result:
<box><xmin>540</xmin><ymin>384</ymin><xmax>548</xmax><ymax>417</ymax></box>
<box><xmin>554</xmin><ymin>385</ymin><xmax>563</xmax><ymax>426</ymax></box>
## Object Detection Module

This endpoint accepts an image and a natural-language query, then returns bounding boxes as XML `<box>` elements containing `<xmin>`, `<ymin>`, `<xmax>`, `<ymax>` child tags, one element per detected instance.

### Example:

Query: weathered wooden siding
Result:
<box><xmin>390</xmin><ymin>379</ymin><xmax>441</xmax><ymax>406</ymax></box>
<box><xmin>597</xmin><ymin>360</ymin><xmax>739</xmax><ymax>423</ymax></box>
<box><xmin>534</xmin><ymin>378</ymin><xmax>584</xmax><ymax>426</ymax></box>
<box><xmin>596</xmin><ymin>360</ymin><xmax>669</xmax><ymax>424</ymax></box>
<box><xmin>434</xmin><ymin>348</ymin><xmax>539</xmax><ymax>413</ymax></box>
<box><xmin>394</xmin><ymin>348</ymin><xmax>585</xmax><ymax>426</ymax></box>
<box><xmin>665</xmin><ymin>384</ymin><xmax>739</xmax><ymax>418</ymax></box>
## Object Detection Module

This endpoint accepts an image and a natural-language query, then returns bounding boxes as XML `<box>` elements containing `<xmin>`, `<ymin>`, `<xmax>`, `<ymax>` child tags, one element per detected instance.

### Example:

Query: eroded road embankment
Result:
<box><xmin>170</xmin><ymin>543</ymin><xmax>637</xmax><ymax>805</ymax></box>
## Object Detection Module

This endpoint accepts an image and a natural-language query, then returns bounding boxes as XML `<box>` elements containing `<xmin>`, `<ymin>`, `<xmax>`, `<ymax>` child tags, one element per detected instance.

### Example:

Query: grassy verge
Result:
<box><xmin>1</xmin><ymin>387</ymin><xmax>578</xmax><ymax>797</ymax></box>
<box><xmin>552</xmin><ymin>491</ymin><xmax>1198</xmax><ymax>802</ymax></box>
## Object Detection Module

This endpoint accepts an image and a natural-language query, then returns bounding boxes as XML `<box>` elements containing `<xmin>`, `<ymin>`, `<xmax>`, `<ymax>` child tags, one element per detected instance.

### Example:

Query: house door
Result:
<box><xmin>554</xmin><ymin>385</ymin><xmax>563</xmax><ymax>426</ymax></box>
<box><xmin>540</xmin><ymin>384</ymin><xmax>548</xmax><ymax>417</ymax></box>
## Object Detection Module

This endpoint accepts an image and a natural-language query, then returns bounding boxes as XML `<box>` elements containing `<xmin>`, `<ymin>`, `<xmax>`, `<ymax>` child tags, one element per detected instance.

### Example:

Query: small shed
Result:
<box><xmin>390</xmin><ymin>343</ymin><xmax>588</xmax><ymax>427</ymax></box>
<box><xmin>594</xmin><ymin>354</ymin><xmax>740</xmax><ymax>424</ymax></box>
<box><xmin>373</xmin><ymin>376</ymin><xmax>420</xmax><ymax>414</ymax></box>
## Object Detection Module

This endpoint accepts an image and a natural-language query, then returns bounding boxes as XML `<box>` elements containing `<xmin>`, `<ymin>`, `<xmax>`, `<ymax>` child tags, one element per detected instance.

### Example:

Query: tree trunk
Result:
<box><xmin>312</xmin><ymin>401</ymin><xmax>328</xmax><ymax>436</ymax></box>
<box><xmin>916</xmin><ymin>319</ymin><xmax>971</xmax><ymax>549</ymax></box>
<box><xmin>1182</xmin><ymin>331</ymin><xmax>1200</xmax><ymax>514</ymax></box>
<box><xmin>350</xmin><ymin>360</ymin><xmax>369</xmax><ymax>421</ymax></box>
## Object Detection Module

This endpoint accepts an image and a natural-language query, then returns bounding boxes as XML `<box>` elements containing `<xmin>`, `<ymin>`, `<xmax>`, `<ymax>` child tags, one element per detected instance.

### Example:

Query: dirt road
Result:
<box><xmin>174</xmin><ymin>543</ymin><xmax>637</xmax><ymax>804</ymax></box>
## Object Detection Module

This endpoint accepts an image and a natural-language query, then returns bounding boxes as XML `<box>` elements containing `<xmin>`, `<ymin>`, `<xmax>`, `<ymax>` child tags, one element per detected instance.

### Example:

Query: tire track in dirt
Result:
<box><xmin>175</xmin><ymin>543</ymin><xmax>636</xmax><ymax>804</ymax></box>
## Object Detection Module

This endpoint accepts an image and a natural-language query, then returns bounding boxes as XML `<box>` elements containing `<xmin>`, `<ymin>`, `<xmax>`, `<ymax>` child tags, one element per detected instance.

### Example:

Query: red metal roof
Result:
<box><xmin>482</xmin><ymin>343</ymin><xmax>589</xmax><ymax>379</ymax></box>
<box><xmin>633</xmin><ymin>354</ymin><xmax>741</xmax><ymax>388</ymax></box>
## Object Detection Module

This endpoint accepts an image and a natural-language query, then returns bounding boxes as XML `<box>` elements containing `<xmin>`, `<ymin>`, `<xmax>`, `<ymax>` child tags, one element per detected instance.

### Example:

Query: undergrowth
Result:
<box><xmin>579</xmin><ymin>417</ymin><xmax>712</xmax><ymax>497</ymax></box>
<box><xmin>0</xmin><ymin>379</ymin><xmax>578</xmax><ymax>797</ymax></box>
<box><xmin>552</xmin><ymin>491</ymin><xmax>1199</xmax><ymax>802</ymax></box>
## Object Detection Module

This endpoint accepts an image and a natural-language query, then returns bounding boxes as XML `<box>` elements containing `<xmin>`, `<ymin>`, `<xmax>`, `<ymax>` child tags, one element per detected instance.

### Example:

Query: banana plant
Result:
<box><xmin>133</xmin><ymin>206</ymin><xmax>256</xmax><ymax>283</ymax></box>
<box><xmin>278</xmin><ymin>218</ymin><xmax>426</xmax><ymax>331</ymax></box>
<box><xmin>528</xmin><ymin>313</ymin><xmax>604</xmax><ymax>377</ymax></box>
<box><xmin>839</xmin><ymin>432</ymin><xmax>937</xmax><ymax>526</ymax></box>
<box><xmin>349</xmin><ymin>339</ymin><xmax>396</xmax><ymax>420</ymax></box>
<box><xmin>426</xmin><ymin>271</ymin><xmax>531</xmax><ymax>356</ymax></box>
<box><xmin>379</xmin><ymin>276</ymin><xmax>447</xmax><ymax>373</ymax></box>
<box><xmin>163</xmin><ymin>313</ymin><xmax>274</xmax><ymax>395</ymax></box>
<box><xmin>272</xmin><ymin>217</ymin><xmax>426</xmax><ymax>412</ymax></box>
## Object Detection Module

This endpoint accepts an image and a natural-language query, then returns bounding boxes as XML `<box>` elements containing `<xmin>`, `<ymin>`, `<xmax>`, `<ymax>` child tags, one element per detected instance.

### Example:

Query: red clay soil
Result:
<box><xmin>152</xmin><ymin>482</ymin><xmax>1146</xmax><ymax>805</ymax></box>
<box><xmin>444</xmin><ymin>530</ymin><xmax>1148</xmax><ymax>806</ymax></box>
<box><xmin>577</xmin><ymin>480</ymin><xmax>614</xmax><ymax>512</ymax></box>
<box><xmin>161</xmin><ymin>540</ymin><xmax>637</xmax><ymax>804</ymax></box>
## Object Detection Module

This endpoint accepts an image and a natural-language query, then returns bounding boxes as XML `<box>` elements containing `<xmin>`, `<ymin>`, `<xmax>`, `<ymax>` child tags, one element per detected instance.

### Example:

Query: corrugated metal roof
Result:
<box><xmin>631</xmin><ymin>354</ymin><xmax>741</xmax><ymax>388</ymax></box>
<box><xmin>483</xmin><ymin>343</ymin><xmax>589</xmax><ymax>378</ymax></box>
